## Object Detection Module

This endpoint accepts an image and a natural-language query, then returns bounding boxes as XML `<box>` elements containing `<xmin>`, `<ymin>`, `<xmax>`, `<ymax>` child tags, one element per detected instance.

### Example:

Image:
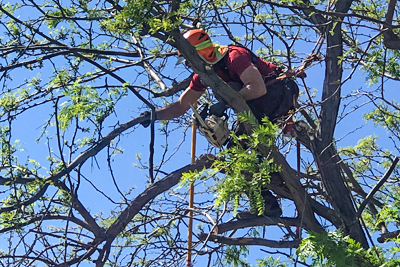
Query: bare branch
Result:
<box><xmin>216</xmin><ymin>216</ymin><xmax>300</xmax><ymax>234</ymax></box>
<box><xmin>105</xmin><ymin>154</ymin><xmax>215</xmax><ymax>241</ymax></box>
<box><xmin>356</xmin><ymin>156</ymin><xmax>399</xmax><ymax>218</ymax></box>
<box><xmin>198</xmin><ymin>232</ymin><xmax>300</xmax><ymax>248</ymax></box>
<box><xmin>153</xmin><ymin>74</ymin><xmax>194</xmax><ymax>97</ymax></box>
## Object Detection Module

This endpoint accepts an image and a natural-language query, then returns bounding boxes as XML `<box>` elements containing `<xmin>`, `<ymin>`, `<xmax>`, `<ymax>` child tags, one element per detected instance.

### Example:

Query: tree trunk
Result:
<box><xmin>315</xmin><ymin>15</ymin><xmax>369</xmax><ymax>248</ymax></box>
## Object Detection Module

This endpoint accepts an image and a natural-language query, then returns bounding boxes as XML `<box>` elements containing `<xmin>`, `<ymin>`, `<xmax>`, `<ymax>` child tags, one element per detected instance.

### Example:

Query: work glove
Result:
<box><xmin>296</xmin><ymin>70</ymin><xmax>307</xmax><ymax>79</ymax></box>
<box><xmin>139</xmin><ymin>111</ymin><xmax>152</xmax><ymax>128</ymax></box>
<box><xmin>209</xmin><ymin>101</ymin><xmax>227</xmax><ymax>117</ymax></box>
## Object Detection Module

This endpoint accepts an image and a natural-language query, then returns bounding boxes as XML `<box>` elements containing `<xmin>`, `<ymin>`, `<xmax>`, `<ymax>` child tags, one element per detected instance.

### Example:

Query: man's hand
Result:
<box><xmin>295</xmin><ymin>70</ymin><xmax>307</xmax><ymax>79</ymax></box>
<box><xmin>140</xmin><ymin>111</ymin><xmax>152</xmax><ymax>128</ymax></box>
<box><xmin>285</xmin><ymin>69</ymin><xmax>297</xmax><ymax>78</ymax></box>
<box><xmin>280</xmin><ymin>69</ymin><xmax>307</xmax><ymax>79</ymax></box>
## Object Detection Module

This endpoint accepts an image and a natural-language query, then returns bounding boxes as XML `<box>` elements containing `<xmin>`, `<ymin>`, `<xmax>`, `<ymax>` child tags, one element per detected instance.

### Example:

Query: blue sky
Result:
<box><xmin>1</xmin><ymin>1</ymin><xmax>399</xmax><ymax>266</ymax></box>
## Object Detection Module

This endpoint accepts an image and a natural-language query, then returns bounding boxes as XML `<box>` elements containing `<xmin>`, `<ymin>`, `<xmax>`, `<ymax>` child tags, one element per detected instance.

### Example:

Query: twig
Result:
<box><xmin>356</xmin><ymin>156</ymin><xmax>399</xmax><ymax>219</ymax></box>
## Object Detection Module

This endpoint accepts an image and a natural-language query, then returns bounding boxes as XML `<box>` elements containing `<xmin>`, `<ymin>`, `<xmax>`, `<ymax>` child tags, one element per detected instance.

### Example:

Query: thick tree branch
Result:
<box><xmin>292</xmin><ymin>0</ymin><xmax>370</xmax><ymax>248</ymax></box>
<box><xmin>311</xmin><ymin>141</ymin><xmax>369</xmax><ymax>248</ymax></box>
<box><xmin>216</xmin><ymin>217</ymin><xmax>300</xmax><ymax>234</ymax></box>
<box><xmin>0</xmin><ymin>45</ymin><xmax>140</xmax><ymax>57</ymax></box>
<box><xmin>168</xmin><ymin>29</ymin><xmax>253</xmax><ymax>134</ymax></box>
<box><xmin>0</xmin><ymin>175</ymin><xmax>35</xmax><ymax>185</ymax></box>
<box><xmin>0</xmin><ymin>184</ymin><xmax>49</xmax><ymax>213</ymax></box>
<box><xmin>47</xmin><ymin>116</ymin><xmax>148</xmax><ymax>183</ymax></box>
<box><xmin>382</xmin><ymin>0</ymin><xmax>400</xmax><ymax>49</ymax></box>
<box><xmin>319</xmin><ymin>22</ymin><xmax>342</xmax><ymax>141</ymax></box>
<box><xmin>0</xmin><ymin>214</ymin><xmax>92</xmax><ymax>234</ymax></box>
<box><xmin>104</xmin><ymin>154</ymin><xmax>215</xmax><ymax>241</ymax></box>
<box><xmin>198</xmin><ymin>232</ymin><xmax>300</xmax><ymax>248</ymax></box>
<box><xmin>269</xmin><ymin>149</ymin><xmax>324</xmax><ymax>233</ymax></box>
<box><xmin>378</xmin><ymin>230</ymin><xmax>400</xmax><ymax>243</ymax></box>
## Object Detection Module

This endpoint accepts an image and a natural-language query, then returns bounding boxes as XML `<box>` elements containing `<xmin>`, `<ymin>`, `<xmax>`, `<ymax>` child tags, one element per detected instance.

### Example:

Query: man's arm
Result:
<box><xmin>238</xmin><ymin>65</ymin><xmax>267</xmax><ymax>100</ymax></box>
<box><xmin>239</xmin><ymin>65</ymin><xmax>302</xmax><ymax>101</ymax></box>
<box><xmin>156</xmin><ymin>87</ymin><xmax>204</xmax><ymax>120</ymax></box>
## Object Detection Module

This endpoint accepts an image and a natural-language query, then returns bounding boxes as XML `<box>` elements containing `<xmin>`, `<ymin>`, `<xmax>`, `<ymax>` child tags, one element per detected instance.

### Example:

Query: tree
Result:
<box><xmin>0</xmin><ymin>0</ymin><xmax>399</xmax><ymax>266</ymax></box>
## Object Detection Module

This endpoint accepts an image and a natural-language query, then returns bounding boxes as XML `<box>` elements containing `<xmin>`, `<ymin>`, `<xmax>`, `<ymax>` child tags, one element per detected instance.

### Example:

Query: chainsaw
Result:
<box><xmin>190</xmin><ymin>103</ymin><xmax>230</xmax><ymax>148</ymax></box>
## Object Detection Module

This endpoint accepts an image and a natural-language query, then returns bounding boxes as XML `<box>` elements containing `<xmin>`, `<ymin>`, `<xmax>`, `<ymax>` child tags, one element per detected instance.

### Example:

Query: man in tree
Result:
<box><xmin>142</xmin><ymin>29</ymin><xmax>306</xmax><ymax>218</ymax></box>
<box><xmin>153</xmin><ymin>29</ymin><xmax>303</xmax><ymax>122</ymax></box>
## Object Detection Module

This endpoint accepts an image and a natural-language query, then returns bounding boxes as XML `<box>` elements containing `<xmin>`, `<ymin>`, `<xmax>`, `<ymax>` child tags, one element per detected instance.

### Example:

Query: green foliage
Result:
<box><xmin>0</xmin><ymin>86</ymin><xmax>40</xmax><ymax>116</ymax></box>
<box><xmin>179</xmin><ymin>113</ymin><xmax>280</xmax><ymax>216</ymax></box>
<box><xmin>0</xmin><ymin>92</ymin><xmax>18</xmax><ymax>115</ymax></box>
<box><xmin>351</xmin><ymin>0</ymin><xmax>388</xmax><ymax>21</ymax></box>
<box><xmin>360</xmin><ymin>47</ymin><xmax>400</xmax><ymax>85</ymax></box>
<box><xmin>146</xmin><ymin>16</ymin><xmax>181</xmax><ymax>34</ymax></box>
<box><xmin>179</xmin><ymin>168</ymin><xmax>215</xmax><ymax>188</ymax></box>
<box><xmin>47</xmin><ymin>7</ymin><xmax>78</xmax><ymax>28</ymax></box>
<box><xmin>57</xmin><ymin>82</ymin><xmax>126</xmax><ymax>131</ymax></box>
<box><xmin>0</xmin><ymin>2</ymin><xmax>19</xmax><ymax>16</ymax></box>
<box><xmin>0</xmin><ymin>126</ymin><xmax>18</xmax><ymax>166</ymax></box>
<box><xmin>339</xmin><ymin>135</ymin><xmax>383</xmax><ymax>176</ymax></box>
<box><xmin>376</xmin><ymin>204</ymin><xmax>400</xmax><ymax>229</ymax></box>
<box><xmin>238</xmin><ymin>112</ymin><xmax>279</xmax><ymax>147</ymax></box>
<box><xmin>329</xmin><ymin>21</ymin><xmax>338</xmax><ymax>36</ymax></box>
<box><xmin>49</xmin><ymin>68</ymin><xmax>73</xmax><ymax>88</ymax></box>
<box><xmin>212</xmin><ymin>113</ymin><xmax>280</xmax><ymax>215</ymax></box>
<box><xmin>369</xmin><ymin>184</ymin><xmax>400</xmax><ymax>236</ymax></box>
<box><xmin>100</xmin><ymin>0</ymin><xmax>192</xmax><ymax>35</ymax></box>
<box><xmin>298</xmin><ymin>230</ymin><xmax>359</xmax><ymax>266</ymax></box>
<box><xmin>256</xmin><ymin>256</ymin><xmax>288</xmax><ymax>267</ymax></box>
<box><xmin>212</xmin><ymin>0</ymin><xmax>229</xmax><ymax>8</ymax></box>
<box><xmin>224</xmin><ymin>245</ymin><xmax>251</xmax><ymax>267</ymax></box>
<box><xmin>0</xmin><ymin>158</ymin><xmax>53</xmax><ymax>231</ymax></box>
<box><xmin>297</xmin><ymin>230</ymin><xmax>395</xmax><ymax>267</ymax></box>
<box><xmin>364</xmin><ymin>102</ymin><xmax>400</xmax><ymax>138</ymax></box>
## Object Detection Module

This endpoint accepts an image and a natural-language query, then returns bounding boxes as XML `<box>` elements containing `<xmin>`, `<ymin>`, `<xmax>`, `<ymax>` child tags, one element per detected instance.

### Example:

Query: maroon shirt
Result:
<box><xmin>189</xmin><ymin>46</ymin><xmax>279</xmax><ymax>92</ymax></box>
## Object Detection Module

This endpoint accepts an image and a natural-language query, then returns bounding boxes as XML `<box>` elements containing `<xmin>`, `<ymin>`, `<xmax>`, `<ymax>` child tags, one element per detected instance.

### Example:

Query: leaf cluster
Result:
<box><xmin>297</xmin><ymin>230</ymin><xmax>400</xmax><ymax>267</ymax></box>
<box><xmin>58</xmin><ymin>81</ymin><xmax>126</xmax><ymax>131</ymax></box>
<box><xmin>364</xmin><ymin>102</ymin><xmax>400</xmax><ymax>138</ymax></box>
<box><xmin>100</xmin><ymin>0</ymin><xmax>193</xmax><ymax>36</ymax></box>
<box><xmin>212</xmin><ymin>113</ymin><xmax>280</xmax><ymax>215</ymax></box>
<box><xmin>224</xmin><ymin>245</ymin><xmax>251</xmax><ymax>267</ymax></box>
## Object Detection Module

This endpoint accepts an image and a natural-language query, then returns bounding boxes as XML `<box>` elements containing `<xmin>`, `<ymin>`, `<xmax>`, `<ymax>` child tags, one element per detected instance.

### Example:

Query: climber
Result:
<box><xmin>140</xmin><ymin>29</ymin><xmax>306</xmax><ymax>218</ymax></box>
<box><xmin>148</xmin><ymin>29</ymin><xmax>303</xmax><ymax>123</ymax></box>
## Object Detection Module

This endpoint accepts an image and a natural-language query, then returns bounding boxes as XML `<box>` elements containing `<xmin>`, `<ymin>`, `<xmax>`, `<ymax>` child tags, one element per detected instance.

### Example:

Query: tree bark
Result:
<box><xmin>198</xmin><ymin>232</ymin><xmax>300</xmax><ymax>248</ymax></box>
<box><xmin>311</xmin><ymin>0</ymin><xmax>369</xmax><ymax>248</ymax></box>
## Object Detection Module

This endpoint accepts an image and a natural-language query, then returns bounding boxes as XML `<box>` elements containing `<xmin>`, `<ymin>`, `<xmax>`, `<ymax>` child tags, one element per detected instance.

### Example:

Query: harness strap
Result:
<box><xmin>216</xmin><ymin>45</ymin><xmax>259</xmax><ymax>77</ymax></box>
